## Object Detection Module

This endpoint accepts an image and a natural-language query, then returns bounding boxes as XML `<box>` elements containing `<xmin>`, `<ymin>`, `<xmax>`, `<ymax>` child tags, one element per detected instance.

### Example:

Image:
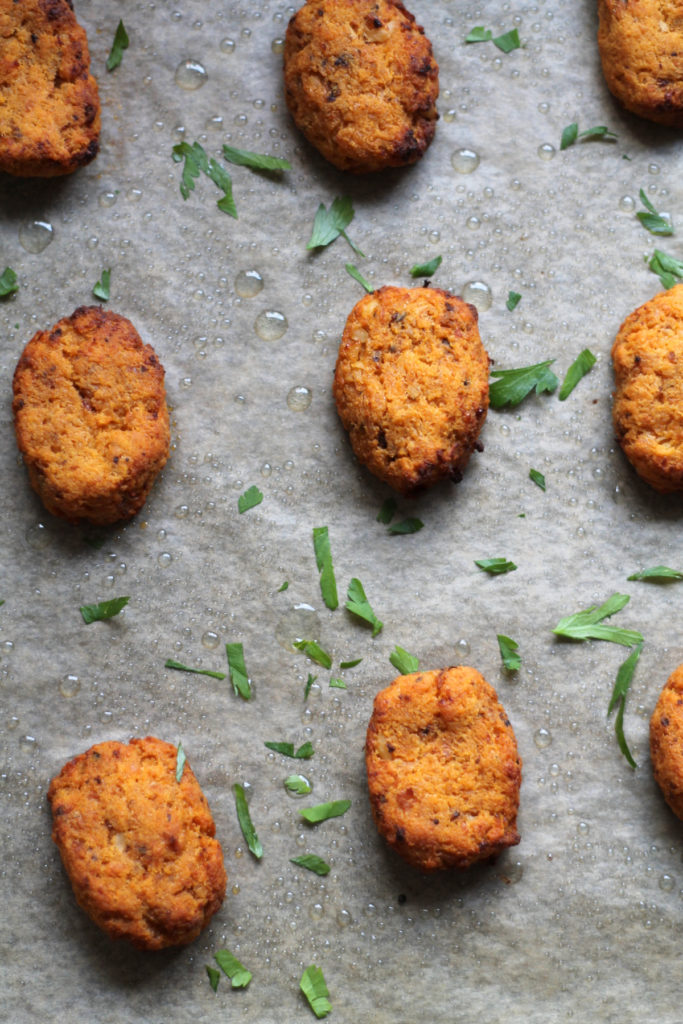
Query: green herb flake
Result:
<box><xmin>410</xmin><ymin>255</ymin><xmax>442</xmax><ymax>278</ymax></box>
<box><xmin>294</xmin><ymin>640</ymin><xmax>332</xmax><ymax>670</ymax></box>
<box><xmin>390</xmin><ymin>645</ymin><xmax>419</xmax><ymax>674</ymax></box>
<box><xmin>164</xmin><ymin>658</ymin><xmax>227</xmax><ymax>680</ymax></box>
<box><xmin>278</xmin><ymin>581</ymin><xmax>289</xmax><ymax>592</ymax></box>
<box><xmin>221</xmin><ymin>144</ymin><xmax>291</xmax><ymax>172</ymax></box>
<box><xmin>529</xmin><ymin>468</ymin><xmax>546</xmax><ymax>491</ymax></box>
<box><xmin>300</xmin><ymin>965</ymin><xmax>332</xmax><ymax>1019</ymax></box>
<box><xmin>307</xmin><ymin>196</ymin><xmax>364</xmax><ymax>256</ymax></box>
<box><xmin>345</xmin><ymin>577</ymin><xmax>383</xmax><ymax>636</ymax></box>
<box><xmin>106</xmin><ymin>19</ymin><xmax>129</xmax><ymax>71</ymax></box>
<box><xmin>627</xmin><ymin>565</ymin><xmax>683</xmax><ymax>581</ymax></box>
<box><xmin>80</xmin><ymin>596</ymin><xmax>129</xmax><ymax>624</ymax></box>
<box><xmin>0</xmin><ymin>267</ymin><xmax>18</xmax><ymax>298</ymax></box>
<box><xmin>387</xmin><ymin>517</ymin><xmax>424</xmax><ymax>535</ymax></box>
<box><xmin>172</xmin><ymin>141</ymin><xmax>237</xmax><ymax>218</ymax></box>
<box><xmin>291</xmin><ymin>854</ymin><xmax>330</xmax><ymax>876</ymax></box>
<box><xmin>329</xmin><ymin>678</ymin><xmax>347</xmax><ymax>689</ymax></box>
<box><xmin>175</xmin><ymin>741</ymin><xmax>186</xmax><ymax>782</ymax></box>
<box><xmin>497</xmin><ymin>634</ymin><xmax>521</xmax><ymax>672</ymax></box>
<box><xmin>559</xmin><ymin>348</ymin><xmax>597</xmax><ymax>401</ymax></box>
<box><xmin>265</xmin><ymin>740</ymin><xmax>314</xmax><ymax>759</ymax></box>
<box><xmin>465</xmin><ymin>26</ymin><xmax>493</xmax><ymax>43</ymax></box>
<box><xmin>493</xmin><ymin>28</ymin><xmax>521</xmax><ymax>52</ymax></box>
<box><xmin>561</xmin><ymin>123</ymin><xmax>617</xmax><ymax>149</ymax></box>
<box><xmin>238</xmin><ymin>485</ymin><xmax>263</xmax><ymax>514</ymax></box>
<box><xmin>313</xmin><ymin>526</ymin><xmax>338</xmax><ymax>610</ymax></box>
<box><xmin>637</xmin><ymin>189</ymin><xmax>673</xmax><ymax>236</ymax></box>
<box><xmin>233</xmin><ymin>783</ymin><xmax>263</xmax><ymax>859</ymax></box>
<box><xmin>345</xmin><ymin>262</ymin><xmax>373</xmax><ymax>293</ymax></box>
<box><xmin>648</xmin><ymin>248</ymin><xmax>683</xmax><ymax>290</ymax></box>
<box><xmin>285</xmin><ymin>774</ymin><xmax>312</xmax><ymax>795</ymax></box>
<box><xmin>206</xmin><ymin>965</ymin><xmax>221</xmax><ymax>993</ymax></box>
<box><xmin>304</xmin><ymin>673</ymin><xmax>317</xmax><ymax>699</ymax></box>
<box><xmin>339</xmin><ymin>658</ymin><xmax>362</xmax><ymax>669</ymax></box>
<box><xmin>300</xmin><ymin>799</ymin><xmax>351</xmax><ymax>824</ymax></box>
<box><xmin>92</xmin><ymin>268</ymin><xmax>111</xmax><ymax>301</ymax></box>
<box><xmin>0</xmin><ymin>600</ymin><xmax>4</xmax><ymax>608</ymax></box>
<box><xmin>608</xmin><ymin>642</ymin><xmax>643</xmax><ymax>769</ymax></box>
<box><xmin>489</xmin><ymin>359</ymin><xmax>558</xmax><ymax>408</ymax></box>
<box><xmin>226</xmin><ymin>642</ymin><xmax>251</xmax><ymax>699</ymax></box>
<box><xmin>552</xmin><ymin>593</ymin><xmax>644</xmax><ymax>647</ymax></box>
<box><xmin>214</xmin><ymin>949</ymin><xmax>252</xmax><ymax>989</ymax></box>
<box><xmin>506</xmin><ymin>290</ymin><xmax>522</xmax><ymax>311</ymax></box>
<box><xmin>475</xmin><ymin>557</ymin><xmax>517</xmax><ymax>575</ymax></box>
<box><xmin>560</xmin><ymin>123</ymin><xmax>579</xmax><ymax>150</ymax></box>
<box><xmin>377</xmin><ymin>497</ymin><xmax>397</xmax><ymax>524</ymax></box>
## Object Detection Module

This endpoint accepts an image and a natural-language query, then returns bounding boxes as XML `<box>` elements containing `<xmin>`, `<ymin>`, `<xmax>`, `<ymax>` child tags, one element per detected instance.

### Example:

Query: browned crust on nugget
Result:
<box><xmin>0</xmin><ymin>0</ymin><xmax>100</xmax><ymax>176</ymax></box>
<box><xmin>333</xmin><ymin>285</ymin><xmax>489</xmax><ymax>495</ymax></box>
<box><xmin>597</xmin><ymin>0</ymin><xmax>683</xmax><ymax>127</ymax></box>
<box><xmin>650</xmin><ymin>664</ymin><xmax>683</xmax><ymax>819</ymax></box>
<box><xmin>366</xmin><ymin>667</ymin><xmax>522</xmax><ymax>871</ymax></box>
<box><xmin>13</xmin><ymin>306</ymin><xmax>170</xmax><ymax>525</ymax></box>
<box><xmin>611</xmin><ymin>283</ymin><xmax>683</xmax><ymax>492</ymax></box>
<box><xmin>47</xmin><ymin>737</ymin><xmax>227</xmax><ymax>950</ymax></box>
<box><xmin>284</xmin><ymin>0</ymin><xmax>438</xmax><ymax>173</ymax></box>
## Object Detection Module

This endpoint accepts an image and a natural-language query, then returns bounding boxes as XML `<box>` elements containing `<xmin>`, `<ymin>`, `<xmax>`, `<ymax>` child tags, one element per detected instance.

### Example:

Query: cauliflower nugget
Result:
<box><xmin>612</xmin><ymin>284</ymin><xmax>683</xmax><ymax>493</ymax></box>
<box><xmin>284</xmin><ymin>0</ymin><xmax>438</xmax><ymax>173</ymax></box>
<box><xmin>650</xmin><ymin>665</ymin><xmax>683</xmax><ymax>820</ymax></box>
<box><xmin>0</xmin><ymin>0</ymin><xmax>100</xmax><ymax>177</ymax></box>
<box><xmin>598</xmin><ymin>0</ymin><xmax>683</xmax><ymax>127</ymax></box>
<box><xmin>365</xmin><ymin>667</ymin><xmax>522</xmax><ymax>871</ymax></box>
<box><xmin>47</xmin><ymin>737</ymin><xmax>227</xmax><ymax>950</ymax></box>
<box><xmin>333</xmin><ymin>285</ymin><xmax>489</xmax><ymax>495</ymax></box>
<box><xmin>13</xmin><ymin>306</ymin><xmax>170</xmax><ymax>525</ymax></box>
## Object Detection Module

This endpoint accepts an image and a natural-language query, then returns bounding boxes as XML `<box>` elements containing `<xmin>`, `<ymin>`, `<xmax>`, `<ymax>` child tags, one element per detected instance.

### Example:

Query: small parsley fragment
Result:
<box><xmin>390</xmin><ymin>645</ymin><xmax>419</xmax><ymax>674</ymax></box>
<box><xmin>265</xmin><ymin>740</ymin><xmax>314</xmax><ymax>759</ymax></box>
<box><xmin>329</xmin><ymin>678</ymin><xmax>346</xmax><ymax>689</ymax></box>
<box><xmin>627</xmin><ymin>565</ymin><xmax>683</xmax><ymax>581</ymax></box>
<box><xmin>313</xmin><ymin>526</ymin><xmax>338</xmax><ymax>610</ymax></box>
<box><xmin>206</xmin><ymin>965</ymin><xmax>220</xmax><ymax>993</ymax></box>
<box><xmin>172</xmin><ymin>141</ymin><xmax>237</xmax><ymax>218</ymax></box>
<box><xmin>221</xmin><ymin>144</ymin><xmax>291</xmax><ymax>172</ymax></box>
<box><xmin>506</xmin><ymin>290</ymin><xmax>522</xmax><ymax>311</ymax></box>
<box><xmin>238</xmin><ymin>485</ymin><xmax>263</xmax><ymax>513</ymax></box>
<box><xmin>410</xmin><ymin>255</ymin><xmax>442</xmax><ymax>278</ymax></box>
<box><xmin>0</xmin><ymin>600</ymin><xmax>4</xmax><ymax>608</ymax></box>
<box><xmin>345</xmin><ymin>262</ymin><xmax>373</xmax><ymax>293</ymax></box>
<box><xmin>648</xmin><ymin>249</ymin><xmax>683</xmax><ymax>289</ymax></box>
<box><xmin>226</xmin><ymin>642</ymin><xmax>251</xmax><ymax>699</ymax></box>
<box><xmin>489</xmin><ymin>359</ymin><xmax>558</xmax><ymax>409</ymax></box>
<box><xmin>285</xmin><ymin>774</ymin><xmax>312</xmax><ymax>795</ymax></box>
<box><xmin>559</xmin><ymin>348</ymin><xmax>597</xmax><ymax>401</ymax></box>
<box><xmin>278</xmin><ymin>581</ymin><xmax>289</xmax><ymax>592</ymax></box>
<box><xmin>560</xmin><ymin>123</ymin><xmax>617</xmax><ymax>149</ymax></box>
<box><xmin>300</xmin><ymin>965</ymin><xmax>332</xmax><ymax>1019</ymax></box>
<box><xmin>294</xmin><ymin>640</ymin><xmax>332</xmax><ymax>670</ymax></box>
<box><xmin>608</xmin><ymin>642</ymin><xmax>642</xmax><ymax>769</ymax></box>
<box><xmin>637</xmin><ymin>189</ymin><xmax>673</xmax><ymax>236</ymax></box>
<box><xmin>493</xmin><ymin>28</ymin><xmax>521</xmax><ymax>52</ymax></box>
<box><xmin>475</xmin><ymin>557</ymin><xmax>517</xmax><ymax>575</ymax></box>
<box><xmin>387</xmin><ymin>517</ymin><xmax>424</xmax><ymax>535</ymax></box>
<box><xmin>497</xmin><ymin>634</ymin><xmax>521</xmax><ymax>672</ymax></box>
<box><xmin>377</xmin><ymin>497</ymin><xmax>397</xmax><ymax>524</ymax></box>
<box><xmin>560</xmin><ymin>123</ymin><xmax>579</xmax><ymax>150</ymax></box>
<box><xmin>233</xmin><ymin>783</ymin><xmax>262</xmax><ymax>859</ymax></box>
<box><xmin>214</xmin><ymin>949</ymin><xmax>252</xmax><ymax>989</ymax></box>
<box><xmin>552</xmin><ymin>593</ymin><xmax>643</xmax><ymax>647</ymax></box>
<box><xmin>175</xmin><ymin>741</ymin><xmax>186</xmax><ymax>782</ymax></box>
<box><xmin>304</xmin><ymin>673</ymin><xmax>317</xmax><ymax>699</ymax></box>
<box><xmin>164</xmin><ymin>658</ymin><xmax>227</xmax><ymax>681</ymax></box>
<box><xmin>106</xmin><ymin>19</ymin><xmax>129</xmax><ymax>71</ymax></box>
<box><xmin>0</xmin><ymin>267</ymin><xmax>18</xmax><ymax>298</ymax></box>
<box><xmin>529</xmin><ymin>468</ymin><xmax>546</xmax><ymax>491</ymax></box>
<box><xmin>291</xmin><ymin>854</ymin><xmax>330</xmax><ymax>876</ymax></box>
<box><xmin>80</xmin><ymin>596</ymin><xmax>129</xmax><ymax>623</ymax></box>
<box><xmin>346</xmin><ymin>577</ymin><xmax>383</xmax><ymax>636</ymax></box>
<box><xmin>339</xmin><ymin>658</ymin><xmax>362</xmax><ymax>669</ymax></box>
<box><xmin>307</xmin><ymin>196</ymin><xmax>364</xmax><ymax>256</ymax></box>
<box><xmin>300</xmin><ymin>799</ymin><xmax>351</xmax><ymax>824</ymax></box>
<box><xmin>465</xmin><ymin>26</ymin><xmax>492</xmax><ymax>43</ymax></box>
<box><xmin>92</xmin><ymin>268</ymin><xmax>110</xmax><ymax>301</ymax></box>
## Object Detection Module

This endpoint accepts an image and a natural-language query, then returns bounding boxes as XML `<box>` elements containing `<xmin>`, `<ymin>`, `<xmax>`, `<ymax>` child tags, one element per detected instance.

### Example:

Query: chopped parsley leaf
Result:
<box><xmin>497</xmin><ymin>634</ymin><xmax>521</xmax><ymax>671</ymax></box>
<box><xmin>377</xmin><ymin>497</ymin><xmax>397</xmax><ymax>524</ymax></box>
<box><xmin>226</xmin><ymin>642</ymin><xmax>251</xmax><ymax>699</ymax></box>
<box><xmin>345</xmin><ymin>577</ymin><xmax>383</xmax><ymax>636</ymax></box>
<box><xmin>465</xmin><ymin>26</ymin><xmax>493</xmax><ymax>43</ymax></box>
<box><xmin>410</xmin><ymin>255</ymin><xmax>442</xmax><ymax>278</ymax></box>
<box><xmin>233</xmin><ymin>783</ymin><xmax>262</xmax><ymax>859</ymax></box>
<box><xmin>475</xmin><ymin>557</ymin><xmax>517</xmax><ymax>575</ymax></box>
<box><xmin>278</xmin><ymin>581</ymin><xmax>289</xmax><ymax>592</ymax></box>
<box><xmin>80</xmin><ymin>596</ymin><xmax>129</xmax><ymax>623</ymax></box>
<box><xmin>560</xmin><ymin>123</ymin><xmax>579</xmax><ymax>150</ymax></box>
<box><xmin>345</xmin><ymin>263</ymin><xmax>373</xmax><ymax>293</ymax></box>
<box><xmin>0</xmin><ymin>267</ymin><xmax>18</xmax><ymax>298</ymax></box>
<box><xmin>285</xmin><ymin>774</ymin><xmax>312</xmax><ymax>795</ymax></box>
<box><xmin>291</xmin><ymin>854</ymin><xmax>330</xmax><ymax>876</ymax></box>
<box><xmin>529</xmin><ymin>468</ymin><xmax>546</xmax><ymax>490</ymax></box>
<box><xmin>329</xmin><ymin>678</ymin><xmax>346</xmax><ymax>688</ymax></box>
<box><xmin>387</xmin><ymin>517</ymin><xmax>424</xmax><ymax>535</ymax></box>
<box><xmin>300</xmin><ymin>800</ymin><xmax>351</xmax><ymax>824</ymax></box>
<box><xmin>175</xmin><ymin>742</ymin><xmax>186</xmax><ymax>782</ymax></box>
<box><xmin>339</xmin><ymin>658</ymin><xmax>362</xmax><ymax>669</ymax></box>
<box><xmin>390</xmin><ymin>645</ymin><xmax>419</xmax><ymax>674</ymax></box>
<box><xmin>559</xmin><ymin>348</ymin><xmax>596</xmax><ymax>400</ymax></box>
<box><xmin>313</xmin><ymin>526</ymin><xmax>338</xmax><ymax>610</ymax></box>
<box><xmin>648</xmin><ymin>249</ymin><xmax>683</xmax><ymax>290</ymax></box>
<box><xmin>294</xmin><ymin>640</ymin><xmax>332</xmax><ymax>670</ymax></box>
<box><xmin>637</xmin><ymin>189</ymin><xmax>673</xmax><ymax>236</ymax></box>
<box><xmin>164</xmin><ymin>658</ymin><xmax>227</xmax><ymax>680</ymax></box>
<box><xmin>172</xmin><ymin>141</ymin><xmax>237</xmax><ymax>218</ymax></box>
<box><xmin>238</xmin><ymin>485</ymin><xmax>263</xmax><ymax>513</ymax></box>
<box><xmin>561</xmin><ymin>123</ymin><xmax>617</xmax><ymax>149</ymax></box>
<box><xmin>552</xmin><ymin>593</ymin><xmax>643</xmax><ymax>647</ymax></box>
<box><xmin>304</xmin><ymin>673</ymin><xmax>317</xmax><ymax>699</ymax></box>
<box><xmin>214</xmin><ymin>949</ymin><xmax>252</xmax><ymax>989</ymax></box>
<box><xmin>493</xmin><ymin>28</ymin><xmax>521</xmax><ymax>52</ymax></box>
<box><xmin>221</xmin><ymin>144</ymin><xmax>291</xmax><ymax>172</ymax></box>
<box><xmin>608</xmin><ymin>642</ymin><xmax>642</xmax><ymax>769</ymax></box>
<box><xmin>300</xmin><ymin>965</ymin><xmax>332</xmax><ymax>1019</ymax></box>
<box><xmin>307</xmin><ymin>196</ymin><xmax>364</xmax><ymax>256</ymax></box>
<box><xmin>506</xmin><ymin>290</ymin><xmax>522</xmax><ymax>311</ymax></box>
<box><xmin>489</xmin><ymin>359</ymin><xmax>558</xmax><ymax>408</ymax></box>
<box><xmin>265</xmin><ymin>740</ymin><xmax>314</xmax><ymax>759</ymax></box>
<box><xmin>92</xmin><ymin>268</ymin><xmax>110</xmax><ymax>301</ymax></box>
<box><xmin>106</xmin><ymin>19</ymin><xmax>129</xmax><ymax>71</ymax></box>
<box><xmin>206</xmin><ymin>965</ymin><xmax>220</xmax><ymax>992</ymax></box>
<box><xmin>627</xmin><ymin>565</ymin><xmax>683</xmax><ymax>581</ymax></box>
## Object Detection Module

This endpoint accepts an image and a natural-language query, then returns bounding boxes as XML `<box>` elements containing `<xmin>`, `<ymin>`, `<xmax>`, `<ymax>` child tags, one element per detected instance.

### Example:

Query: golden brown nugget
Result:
<box><xmin>13</xmin><ymin>306</ymin><xmax>170</xmax><ymax>525</ymax></box>
<box><xmin>365</xmin><ymin>667</ymin><xmax>522</xmax><ymax>871</ymax></box>
<box><xmin>612</xmin><ymin>284</ymin><xmax>683</xmax><ymax>493</ymax></box>
<box><xmin>598</xmin><ymin>0</ymin><xmax>683</xmax><ymax>127</ymax></box>
<box><xmin>48</xmin><ymin>737</ymin><xmax>227</xmax><ymax>950</ymax></box>
<box><xmin>0</xmin><ymin>0</ymin><xmax>100</xmax><ymax>177</ymax></box>
<box><xmin>650</xmin><ymin>665</ymin><xmax>683</xmax><ymax>820</ymax></box>
<box><xmin>284</xmin><ymin>0</ymin><xmax>438</xmax><ymax>173</ymax></box>
<box><xmin>333</xmin><ymin>285</ymin><xmax>489</xmax><ymax>495</ymax></box>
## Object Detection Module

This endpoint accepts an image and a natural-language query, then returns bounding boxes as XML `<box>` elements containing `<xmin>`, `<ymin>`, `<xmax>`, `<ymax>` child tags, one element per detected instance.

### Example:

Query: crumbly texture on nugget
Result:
<box><xmin>0</xmin><ymin>0</ymin><xmax>100</xmax><ymax>176</ymax></box>
<box><xmin>48</xmin><ymin>737</ymin><xmax>227</xmax><ymax>950</ymax></box>
<box><xmin>365</xmin><ymin>667</ymin><xmax>522</xmax><ymax>871</ymax></box>
<box><xmin>13</xmin><ymin>306</ymin><xmax>170</xmax><ymax>525</ymax></box>
<box><xmin>333</xmin><ymin>286</ymin><xmax>489</xmax><ymax>495</ymax></box>
<box><xmin>284</xmin><ymin>0</ymin><xmax>438</xmax><ymax>173</ymax></box>
<box><xmin>650</xmin><ymin>665</ymin><xmax>683</xmax><ymax>820</ymax></box>
<box><xmin>598</xmin><ymin>0</ymin><xmax>683</xmax><ymax>127</ymax></box>
<box><xmin>611</xmin><ymin>283</ymin><xmax>683</xmax><ymax>493</ymax></box>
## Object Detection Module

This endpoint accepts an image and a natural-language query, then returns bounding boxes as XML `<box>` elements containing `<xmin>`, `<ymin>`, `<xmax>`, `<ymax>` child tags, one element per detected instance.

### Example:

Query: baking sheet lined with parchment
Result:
<box><xmin>1</xmin><ymin>2</ymin><xmax>682</xmax><ymax>1022</ymax></box>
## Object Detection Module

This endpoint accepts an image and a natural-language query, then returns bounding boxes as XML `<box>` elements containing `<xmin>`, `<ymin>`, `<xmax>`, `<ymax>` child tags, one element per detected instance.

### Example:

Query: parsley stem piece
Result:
<box><xmin>345</xmin><ymin>263</ymin><xmax>373</xmax><ymax>293</ymax></box>
<box><xmin>300</xmin><ymin>799</ymin><xmax>351</xmax><ymax>824</ymax></box>
<box><xmin>552</xmin><ymin>593</ymin><xmax>643</xmax><ymax>647</ymax></box>
<box><xmin>214</xmin><ymin>949</ymin><xmax>252</xmax><ymax>989</ymax></box>
<box><xmin>489</xmin><ymin>359</ymin><xmax>558</xmax><ymax>408</ymax></box>
<box><xmin>80</xmin><ymin>596</ymin><xmax>129</xmax><ymax>623</ymax></box>
<box><xmin>300</xmin><ymin>965</ymin><xmax>332</xmax><ymax>1019</ymax></box>
<box><xmin>559</xmin><ymin>349</ymin><xmax>596</xmax><ymax>400</ymax></box>
<box><xmin>233</xmin><ymin>783</ymin><xmax>263</xmax><ymax>859</ymax></box>
<box><xmin>106</xmin><ymin>19</ymin><xmax>129</xmax><ymax>71</ymax></box>
<box><xmin>226</xmin><ymin>642</ymin><xmax>251</xmax><ymax>699</ymax></box>
<box><xmin>607</xmin><ymin>643</ymin><xmax>642</xmax><ymax>769</ymax></box>
<box><xmin>164</xmin><ymin>658</ymin><xmax>226</xmax><ymax>680</ymax></box>
<box><xmin>221</xmin><ymin>144</ymin><xmax>291</xmax><ymax>172</ymax></box>
<box><xmin>345</xmin><ymin>577</ymin><xmax>383</xmax><ymax>636</ymax></box>
<box><xmin>313</xmin><ymin>526</ymin><xmax>338</xmax><ymax>610</ymax></box>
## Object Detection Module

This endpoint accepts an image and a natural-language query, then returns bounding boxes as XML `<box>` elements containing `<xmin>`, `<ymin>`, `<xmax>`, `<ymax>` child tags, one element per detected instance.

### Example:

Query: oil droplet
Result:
<box><xmin>537</xmin><ymin>143</ymin><xmax>556</xmax><ymax>161</ymax></box>
<box><xmin>309</xmin><ymin>903</ymin><xmax>324</xmax><ymax>921</ymax></box>
<box><xmin>26</xmin><ymin>522</ymin><xmax>50</xmax><ymax>550</ymax></box>
<box><xmin>235</xmin><ymin>269</ymin><xmax>264</xmax><ymax>297</ymax></box>
<box><xmin>271</xmin><ymin>37</ymin><xmax>284</xmax><ymax>54</ymax></box>
<box><xmin>461</xmin><ymin>280</ymin><xmax>492</xmax><ymax>312</ymax></box>
<box><xmin>60</xmin><ymin>674</ymin><xmax>81</xmax><ymax>698</ymax></box>
<box><xmin>18</xmin><ymin>219</ymin><xmax>54</xmax><ymax>253</ymax></box>
<box><xmin>337</xmin><ymin>909</ymin><xmax>352</xmax><ymax>928</ymax></box>
<box><xmin>275</xmin><ymin>606</ymin><xmax>321</xmax><ymax>651</ymax></box>
<box><xmin>174</xmin><ymin>59</ymin><xmax>208</xmax><ymax>90</ymax></box>
<box><xmin>648</xmin><ymin>162</ymin><xmax>660</xmax><ymax>175</ymax></box>
<box><xmin>619</xmin><ymin>195</ymin><xmax>635</xmax><ymax>212</ymax></box>
<box><xmin>254</xmin><ymin>309</ymin><xmax>288</xmax><ymax>341</ymax></box>
<box><xmin>443</xmin><ymin>109</ymin><xmax>457</xmax><ymax>123</ymax></box>
<box><xmin>99</xmin><ymin>191</ymin><xmax>118</xmax><ymax>208</ymax></box>
<box><xmin>456</xmin><ymin>638</ymin><xmax>470</xmax><ymax>657</ymax></box>
<box><xmin>19</xmin><ymin>735</ymin><xmax>37</xmax><ymax>754</ymax></box>
<box><xmin>451</xmin><ymin>148</ymin><xmax>480</xmax><ymax>173</ymax></box>
<box><xmin>202</xmin><ymin>630</ymin><xmax>219</xmax><ymax>650</ymax></box>
<box><xmin>534</xmin><ymin>727</ymin><xmax>552</xmax><ymax>749</ymax></box>
<box><xmin>499</xmin><ymin>860</ymin><xmax>524</xmax><ymax>884</ymax></box>
<box><xmin>157</xmin><ymin>552</ymin><xmax>172</xmax><ymax>568</ymax></box>
<box><xmin>659</xmin><ymin>873</ymin><xmax>675</xmax><ymax>892</ymax></box>
<box><xmin>231</xmin><ymin>884</ymin><xmax>240</xmax><ymax>895</ymax></box>
<box><xmin>287</xmin><ymin>386</ymin><xmax>312</xmax><ymax>411</ymax></box>
<box><xmin>220</xmin><ymin>38</ymin><xmax>236</xmax><ymax>53</ymax></box>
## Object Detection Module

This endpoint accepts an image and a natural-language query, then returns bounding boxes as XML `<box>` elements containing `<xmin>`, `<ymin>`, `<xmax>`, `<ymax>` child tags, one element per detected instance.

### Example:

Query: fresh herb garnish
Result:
<box><xmin>489</xmin><ymin>359</ymin><xmax>558</xmax><ymax>408</ymax></box>
<box><xmin>497</xmin><ymin>634</ymin><xmax>521</xmax><ymax>671</ymax></box>
<box><xmin>506</xmin><ymin>290</ymin><xmax>521</xmax><ymax>311</ymax></box>
<box><xmin>164</xmin><ymin>658</ymin><xmax>227</xmax><ymax>680</ymax></box>
<box><xmin>529</xmin><ymin>468</ymin><xmax>546</xmax><ymax>490</ymax></box>
<box><xmin>226</xmin><ymin>642</ymin><xmax>251</xmax><ymax>699</ymax></box>
<box><xmin>238</xmin><ymin>485</ymin><xmax>263</xmax><ymax>513</ymax></box>
<box><xmin>175</xmin><ymin>742</ymin><xmax>186</xmax><ymax>782</ymax></box>
<box><xmin>285</xmin><ymin>774</ymin><xmax>312</xmax><ymax>794</ymax></box>
<box><xmin>172</xmin><ymin>141</ymin><xmax>237</xmax><ymax>218</ymax></box>
<box><xmin>339</xmin><ymin>658</ymin><xmax>362</xmax><ymax>669</ymax></box>
<box><xmin>494</xmin><ymin>28</ymin><xmax>521</xmax><ymax>52</ymax></box>
<box><xmin>475</xmin><ymin>557</ymin><xmax>517</xmax><ymax>575</ymax></box>
<box><xmin>390</xmin><ymin>645</ymin><xmax>419</xmax><ymax>674</ymax></box>
<box><xmin>307</xmin><ymin>197</ymin><xmax>364</xmax><ymax>255</ymax></box>
<box><xmin>300</xmin><ymin>799</ymin><xmax>351</xmax><ymax>824</ymax></box>
<box><xmin>214</xmin><ymin>949</ymin><xmax>252</xmax><ymax>989</ymax></box>
<box><xmin>637</xmin><ymin>189</ymin><xmax>673</xmax><ymax>236</ymax></box>
<box><xmin>294</xmin><ymin>640</ymin><xmax>332</xmax><ymax>669</ymax></box>
<box><xmin>410</xmin><ymin>255</ymin><xmax>442</xmax><ymax>278</ymax></box>
<box><xmin>278</xmin><ymin>581</ymin><xmax>289</xmax><ymax>592</ymax></box>
<box><xmin>221</xmin><ymin>144</ymin><xmax>291</xmax><ymax>172</ymax></box>
<box><xmin>648</xmin><ymin>249</ymin><xmax>683</xmax><ymax>289</ymax></box>
<box><xmin>290</xmin><ymin>854</ymin><xmax>330</xmax><ymax>876</ymax></box>
<box><xmin>300</xmin><ymin>965</ymin><xmax>332</xmax><ymax>1019</ymax></box>
<box><xmin>345</xmin><ymin>263</ymin><xmax>373</xmax><ymax>293</ymax></box>
<box><xmin>206</xmin><ymin>965</ymin><xmax>220</xmax><ymax>993</ymax></box>
<box><xmin>346</xmin><ymin>577</ymin><xmax>383</xmax><ymax>636</ymax></box>
<box><xmin>313</xmin><ymin>526</ymin><xmax>338</xmax><ymax>610</ymax></box>
<box><xmin>329</xmin><ymin>678</ymin><xmax>346</xmax><ymax>689</ymax></box>
<box><xmin>559</xmin><ymin>348</ymin><xmax>597</xmax><ymax>400</ymax></box>
<box><xmin>92</xmin><ymin>268</ymin><xmax>110</xmax><ymax>301</ymax></box>
<box><xmin>304</xmin><ymin>673</ymin><xmax>317</xmax><ymax>698</ymax></box>
<box><xmin>387</xmin><ymin>517</ymin><xmax>424</xmax><ymax>535</ymax></box>
<box><xmin>465</xmin><ymin>26</ymin><xmax>493</xmax><ymax>43</ymax></box>
<box><xmin>560</xmin><ymin>123</ymin><xmax>617</xmax><ymax>149</ymax></box>
<box><xmin>608</xmin><ymin>642</ymin><xmax>642</xmax><ymax>769</ymax></box>
<box><xmin>552</xmin><ymin>593</ymin><xmax>643</xmax><ymax>647</ymax></box>
<box><xmin>80</xmin><ymin>596</ymin><xmax>129</xmax><ymax>623</ymax></box>
<box><xmin>627</xmin><ymin>565</ymin><xmax>683</xmax><ymax>581</ymax></box>
<box><xmin>106</xmin><ymin>19</ymin><xmax>129</xmax><ymax>71</ymax></box>
<box><xmin>233</xmin><ymin>783</ymin><xmax>262</xmax><ymax>859</ymax></box>
<box><xmin>0</xmin><ymin>267</ymin><xmax>18</xmax><ymax>298</ymax></box>
<box><xmin>265</xmin><ymin>740</ymin><xmax>314</xmax><ymax>759</ymax></box>
<box><xmin>377</xmin><ymin>497</ymin><xmax>397</xmax><ymax>524</ymax></box>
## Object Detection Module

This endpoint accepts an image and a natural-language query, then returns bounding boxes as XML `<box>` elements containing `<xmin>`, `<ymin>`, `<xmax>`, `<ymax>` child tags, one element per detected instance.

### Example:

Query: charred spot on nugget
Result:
<box><xmin>283</xmin><ymin>0</ymin><xmax>438</xmax><ymax>173</ymax></box>
<box><xmin>13</xmin><ymin>306</ymin><xmax>170</xmax><ymax>525</ymax></box>
<box><xmin>650</xmin><ymin>665</ymin><xmax>683</xmax><ymax>821</ymax></box>
<box><xmin>0</xmin><ymin>0</ymin><xmax>101</xmax><ymax>177</ymax></box>
<box><xmin>612</xmin><ymin>283</ymin><xmax>683</xmax><ymax>493</ymax></box>
<box><xmin>333</xmin><ymin>286</ymin><xmax>489</xmax><ymax>495</ymax></box>
<box><xmin>365</xmin><ymin>667</ymin><xmax>522</xmax><ymax>871</ymax></box>
<box><xmin>47</xmin><ymin>737</ymin><xmax>227</xmax><ymax>950</ymax></box>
